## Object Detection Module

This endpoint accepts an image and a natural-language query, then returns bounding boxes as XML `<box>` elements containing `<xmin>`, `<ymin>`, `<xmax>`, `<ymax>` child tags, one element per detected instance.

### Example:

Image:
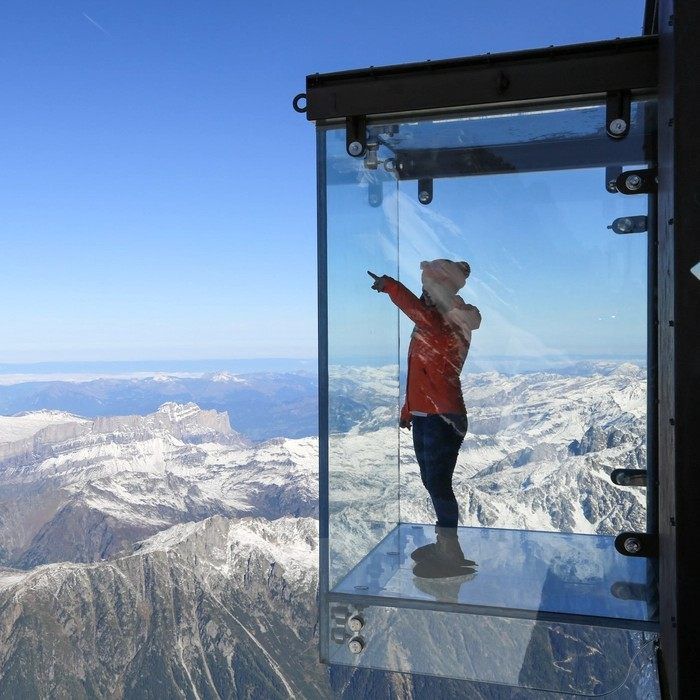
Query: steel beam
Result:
<box><xmin>657</xmin><ymin>1</ymin><xmax>700</xmax><ymax>698</ymax></box>
<box><xmin>305</xmin><ymin>36</ymin><xmax>657</xmax><ymax>122</ymax></box>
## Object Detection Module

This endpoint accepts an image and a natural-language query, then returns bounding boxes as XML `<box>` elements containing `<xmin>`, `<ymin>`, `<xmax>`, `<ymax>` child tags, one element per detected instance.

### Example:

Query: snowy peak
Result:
<box><xmin>90</xmin><ymin>402</ymin><xmax>243</xmax><ymax>445</ymax></box>
<box><xmin>205</xmin><ymin>371</ymin><xmax>247</xmax><ymax>384</ymax></box>
<box><xmin>0</xmin><ymin>410</ymin><xmax>87</xmax><ymax>444</ymax></box>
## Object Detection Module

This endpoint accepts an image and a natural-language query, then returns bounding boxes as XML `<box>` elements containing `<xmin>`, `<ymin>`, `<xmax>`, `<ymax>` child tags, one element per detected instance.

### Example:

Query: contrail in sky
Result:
<box><xmin>82</xmin><ymin>12</ymin><xmax>110</xmax><ymax>37</ymax></box>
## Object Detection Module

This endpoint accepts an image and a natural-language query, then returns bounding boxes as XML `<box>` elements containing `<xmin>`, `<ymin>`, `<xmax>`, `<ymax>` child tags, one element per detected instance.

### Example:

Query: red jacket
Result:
<box><xmin>383</xmin><ymin>278</ymin><xmax>481</xmax><ymax>421</ymax></box>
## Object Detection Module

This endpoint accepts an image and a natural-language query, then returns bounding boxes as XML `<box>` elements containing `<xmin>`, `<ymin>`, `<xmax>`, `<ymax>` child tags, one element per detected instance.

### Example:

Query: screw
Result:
<box><xmin>625</xmin><ymin>174</ymin><xmax>643</xmax><ymax>191</ymax></box>
<box><xmin>347</xmin><ymin>615</ymin><xmax>364</xmax><ymax>633</ymax></box>
<box><xmin>623</xmin><ymin>537</ymin><xmax>642</xmax><ymax>554</ymax></box>
<box><xmin>609</xmin><ymin>118</ymin><xmax>627</xmax><ymax>136</ymax></box>
<box><xmin>347</xmin><ymin>141</ymin><xmax>364</xmax><ymax>157</ymax></box>
<box><xmin>607</xmin><ymin>180</ymin><xmax>618</xmax><ymax>193</ymax></box>
<box><xmin>418</xmin><ymin>190</ymin><xmax>431</xmax><ymax>204</ymax></box>
<box><xmin>348</xmin><ymin>637</ymin><xmax>365</xmax><ymax>654</ymax></box>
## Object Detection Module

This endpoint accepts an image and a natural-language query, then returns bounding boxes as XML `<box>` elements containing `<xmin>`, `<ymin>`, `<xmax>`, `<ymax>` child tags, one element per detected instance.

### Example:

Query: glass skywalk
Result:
<box><xmin>318</xmin><ymin>97</ymin><xmax>658</xmax><ymax>694</ymax></box>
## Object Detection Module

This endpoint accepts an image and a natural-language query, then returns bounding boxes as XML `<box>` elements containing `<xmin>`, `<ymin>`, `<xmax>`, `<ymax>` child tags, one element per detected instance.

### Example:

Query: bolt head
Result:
<box><xmin>347</xmin><ymin>615</ymin><xmax>364</xmax><ymax>633</ymax></box>
<box><xmin>609</xmin><ymin>118</ymin><xmax>627</xmax><ymax>136</ymax></box>
<box><xmin>418</xmin><ymin>191</ymin><xmax>431</xmax><ymax>204</ymax></box>
<box><xmin>347</xmin><ymin>141</ymin><xmax>363</xmax><ymax>157</ymax></box>
<box><xmin>348</xmin><ymin>637</ymin><xmax>364</xmax><ymax>654</ymax></box>
<box><xmin>617</xmin><ymin>217</ymin><xmax>634</xmax><ymax>233</ymax></box>
<box><xmin>625</xmin><ymin>174</ymin><xmax>642</xmax><ymax>190</ymax></box>
<box><xmin>624</xmin><ymin>537</ymin><xmax>642</xmax><ymax>554</ymax></box>
<box><xmin>607</xmin><ymin>180</ymin><xmax>618</xmax><ymax>193</ymax></box>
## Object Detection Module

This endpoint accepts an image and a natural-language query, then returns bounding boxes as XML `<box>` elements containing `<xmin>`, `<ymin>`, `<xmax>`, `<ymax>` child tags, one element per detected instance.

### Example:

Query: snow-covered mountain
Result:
<box><xmin>0</xmin><ymin>364</ymin><xmax>646</xmax><ymax>572</ymax></box>
<box><xmin>0</xmin><ymin>402</ymin><xmax>317</xmax><ymax>568</ymax></box>
<box><xmin>0</xmin><ymin>371</ymin><xmax>319</xmax><ymax>441</ymax></box>
<box><xmin>0</xmin><ymin>363</ymin><xmax>654</xmax><ymax>698</ymax></box>
<box><xmin>0</xmin><ymin>515</ymin><xmax>327</xmax><ymax>699</ymax></box>
<box><xmin>327</xmin><ymin>363</ymin><xmax>647</xmax><ymax>581</ymax></box>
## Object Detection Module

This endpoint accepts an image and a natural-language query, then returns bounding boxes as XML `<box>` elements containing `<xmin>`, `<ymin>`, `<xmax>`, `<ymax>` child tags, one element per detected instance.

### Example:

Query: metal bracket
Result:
<box><xmin>368</xmin><ymin>181</ymin><xmax>383</xmax><ymax>208</ymax></box>
<box><xmin>606</xmin><ymin>90</ymin><xmax>632</xmax><ymax>139</ymax></box>
<box><xmin>606</xmin><ymin>165</ymin><xmax>623</xmax><ymax>192</ymax></box>
<box><xmin>608</xmin><ymin>216</ymin><xmax>648</xmax><ymax>234</ymax></box>
<box><xmin>610</xmin><ymin>581</ymin><xmax>653</xmax><ymax>602</ymax></box>
<box><xmin>330</xmin><ymin>604</ymin><xmax>351</xmax><ymax>644</ymax></box>
<box><xmin>611</xmin><ymin>468</ymin><xmax>648</xmax><ymax>486</ymax></box>
<box><xmin>615</xmin><ymin>168</ymin><xmax>657</xmax><ymax>194</ymax></box>
<box><xmin>346</xmin><ymin>116</ymin><xmax>367</xmax><ymax>157</ymax></box>
<box><xmin>330</xmin><ymin>604</ymin><xmax>367</xmax><ymax>651</ymax></box>
<box><xmin>615</xmin><ymin>531</ymin><xmax>658</xmax><ymax>558</ymax></box>
<box><xmin>418</xmin><ymin>178</ymin><xmax>433</xmax><ymax>205</ymax></box>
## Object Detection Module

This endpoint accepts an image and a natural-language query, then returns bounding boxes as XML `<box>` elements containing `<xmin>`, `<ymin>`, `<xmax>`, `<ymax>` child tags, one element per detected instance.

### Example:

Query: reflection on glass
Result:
<box><xmin>326</xmin><ymin>128</ymin><xmax>400</xmax><ymax>588</ymax></box>
<box><xmin>327</xmin><ymin>602</ymin><xmax>658</xmax><ymax>697</ymax></box>
<box><xmin>322</xmin><ymin>100</ymin><xmax>658</xmax><ymax>691</ymax></box>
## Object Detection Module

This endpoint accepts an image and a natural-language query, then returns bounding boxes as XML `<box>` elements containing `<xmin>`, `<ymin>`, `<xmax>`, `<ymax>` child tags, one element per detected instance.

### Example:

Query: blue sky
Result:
<box><xmin>0</xmin><ymin>1</ymin><xmax>645</xmax><ymax>363</ymax></box>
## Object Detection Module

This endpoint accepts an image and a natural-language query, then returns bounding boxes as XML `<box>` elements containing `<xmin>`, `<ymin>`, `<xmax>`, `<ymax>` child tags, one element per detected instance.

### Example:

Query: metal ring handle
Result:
<box><xmin>292</xmin><ymin>93</ymin><xmax>307</xmax><ymax>113</ymax></box>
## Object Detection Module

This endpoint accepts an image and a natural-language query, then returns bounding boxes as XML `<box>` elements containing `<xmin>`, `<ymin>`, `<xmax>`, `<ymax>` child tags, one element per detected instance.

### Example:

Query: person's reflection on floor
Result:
<box><xmin>413</xmin><ymin>567</ymin><xmax>478</xmax><ymax>603</ymax></box>
<box><xmin>368</xmin><ymin>260</ymin><xmax>481</xmax><ymax>578</ymax></box>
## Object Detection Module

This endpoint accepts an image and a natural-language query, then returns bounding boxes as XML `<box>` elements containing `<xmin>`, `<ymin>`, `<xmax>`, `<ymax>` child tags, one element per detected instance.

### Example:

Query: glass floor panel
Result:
<box><xmin>332</xmin><ymin>523</ymin><xmax>657</xmax><ymax>629</ymax></box>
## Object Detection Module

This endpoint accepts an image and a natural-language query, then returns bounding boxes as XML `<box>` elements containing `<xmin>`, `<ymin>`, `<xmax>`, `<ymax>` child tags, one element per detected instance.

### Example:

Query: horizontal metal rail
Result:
<box><xmin>305</xmin><ymin>36</ymin><xmax>658</xmax><ymax>122</ymax></box>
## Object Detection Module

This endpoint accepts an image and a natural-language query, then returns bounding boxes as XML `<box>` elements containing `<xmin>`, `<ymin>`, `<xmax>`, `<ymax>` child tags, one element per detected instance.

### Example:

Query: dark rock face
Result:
<box><xmin>0</xmin><ymin>516</ymin><xmax>329</xmax><ymax>700</ymax></box>
<box><xmin>569</xmin><ymin>424</ymin><xmax>637</xmax><ymax>456</ymax></box>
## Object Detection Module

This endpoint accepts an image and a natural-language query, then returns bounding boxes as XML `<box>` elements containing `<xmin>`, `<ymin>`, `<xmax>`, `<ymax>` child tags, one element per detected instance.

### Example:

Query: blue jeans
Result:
<box><xmin>412</xmin><ymin>413</ymin><xmax>468</xmax><ymax>528</ymax></box>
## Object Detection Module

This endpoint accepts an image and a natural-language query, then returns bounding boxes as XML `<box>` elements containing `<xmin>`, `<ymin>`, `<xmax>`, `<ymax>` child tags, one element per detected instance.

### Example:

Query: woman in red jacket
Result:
<box><xmin>368</xmin><ymin>260</ymin><xmax>481</xmax><ymax>578</ymax></box>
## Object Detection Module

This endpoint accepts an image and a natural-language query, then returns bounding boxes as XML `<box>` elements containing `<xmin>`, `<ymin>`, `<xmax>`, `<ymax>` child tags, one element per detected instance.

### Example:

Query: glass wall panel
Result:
<box><xmin>321</xmin><ymin>99</ymin><xmax>658</xmax><ymax>688</ymax></box>
<box><xmin>326</xmin><ymin>600</ymin><xmax>658</xmax><ymax>696</ymax></box>
<box><xmin>394</xmin><ymin>103</ymin><xmax>653</xmax><ymax>539</ymax></box>
<box><xmin>325</xmin><ymin>127</ymin><xmax>401</xmax><ymax>588</ymax></box>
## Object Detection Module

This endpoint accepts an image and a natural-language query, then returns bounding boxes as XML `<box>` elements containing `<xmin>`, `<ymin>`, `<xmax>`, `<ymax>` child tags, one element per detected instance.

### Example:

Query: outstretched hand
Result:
<box><xmin>367</xmin><ymin>270</ymin><xmax>388</xmax><ymax>292</ymax></box>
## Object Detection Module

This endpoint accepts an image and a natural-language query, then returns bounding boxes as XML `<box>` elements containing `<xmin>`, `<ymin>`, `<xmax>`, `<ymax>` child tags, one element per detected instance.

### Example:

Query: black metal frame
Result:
<box><xmin>308</xmin><ymin>4</ymin><xmax>700</xmax><ymax>695</ymax></box>
<box><xmin>656</xmin><ymin>2</ymin><xmax>700</xmax><ymax>698</ymax></box>
<box><xmin>317</xmin><ymin>129</ymin><xmax>330</xmax><ymax>664</ymax></box>
<box><xmin>304</xmin><ymin>36</ymin><xmax>656</xmax><ymax>123</ymax></box>
<box><xmin>393</xmin><ymin>131</ymin><xmax>649</xmax><ymax>181</ymax></box>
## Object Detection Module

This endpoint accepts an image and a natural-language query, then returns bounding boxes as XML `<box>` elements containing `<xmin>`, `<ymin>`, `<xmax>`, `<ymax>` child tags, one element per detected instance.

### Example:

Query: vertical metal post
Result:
<box><xmin>643</xmin><ymin>100</ymin><xmax>659</xmax><ymax>621</ymax></box>
<box><xmin>657</xmin><ymin>1</ymin><xmax>700</xmax><ymax>697</ymax></box>
<box><xmin>316</xmin><ymin>128</ymin><xmax>330</xmax><ymax>663</ymax></box>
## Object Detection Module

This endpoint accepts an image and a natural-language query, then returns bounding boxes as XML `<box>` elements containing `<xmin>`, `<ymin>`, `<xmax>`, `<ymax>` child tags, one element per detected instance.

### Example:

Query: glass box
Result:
<box><xmin>318</xmin><ymin>100</ymin><xmax>658</xmax><ymax>694</ymax></box>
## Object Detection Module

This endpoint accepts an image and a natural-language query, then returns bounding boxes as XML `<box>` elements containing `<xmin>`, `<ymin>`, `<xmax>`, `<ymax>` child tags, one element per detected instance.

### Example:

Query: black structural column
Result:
<box><xmin>657</xmin><ymin>1</ymin><xmax>700</xmax><ymax>697</ymax></box>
